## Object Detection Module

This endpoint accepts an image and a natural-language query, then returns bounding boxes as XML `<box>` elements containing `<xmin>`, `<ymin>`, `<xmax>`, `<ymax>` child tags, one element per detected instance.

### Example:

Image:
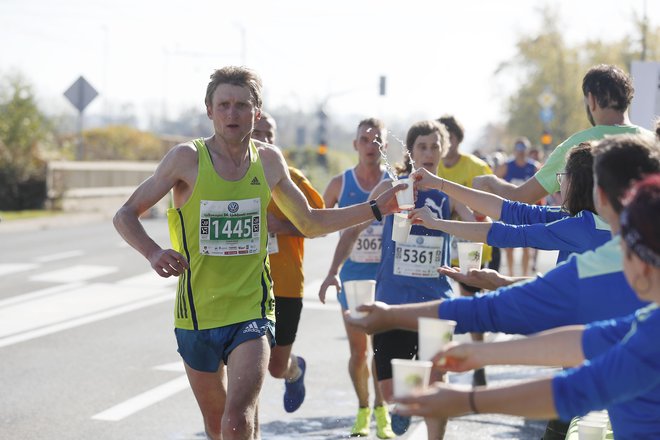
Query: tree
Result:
<box><xmin>82</xmin><ymin>125</ymin><xmax>167</xmax><ymax>161</ymax></box>
<box><xmin>0</xmin><ymin>72</ymin><xmax>52</xmax><ymax>209</ymax></box>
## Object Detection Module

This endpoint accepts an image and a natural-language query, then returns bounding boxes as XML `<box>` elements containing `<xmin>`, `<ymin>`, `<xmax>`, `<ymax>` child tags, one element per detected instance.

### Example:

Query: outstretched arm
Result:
<box><xmin>393</xmin><ymin>378</ymin><xmax>557</xmax><ymax>420</ymax></box>
<box><xmin>409</xmin><ymin>207</ymin><xmax>490</xmax><ymax>243</ymax></box>
<box><xmin>435</xmin><ymin>325</ymin><xmax>585</xmax><ymax>373</ymax></box>
<box><xmin>411</xmin><ymin>168</ymin><xmax>504</xmax><ymax>220</ymax></box>
<box><xmin>471</xmin><ymin>174</ymin><xmax>548</xmax><ymax>204</ymax></box>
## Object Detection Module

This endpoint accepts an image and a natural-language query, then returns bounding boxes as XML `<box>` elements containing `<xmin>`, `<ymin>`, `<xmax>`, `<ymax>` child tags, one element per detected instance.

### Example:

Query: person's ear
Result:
<box><xmin>586</xmin><ymin>92</ymin><xmax>597</xmax><ymax>111</ymax></box>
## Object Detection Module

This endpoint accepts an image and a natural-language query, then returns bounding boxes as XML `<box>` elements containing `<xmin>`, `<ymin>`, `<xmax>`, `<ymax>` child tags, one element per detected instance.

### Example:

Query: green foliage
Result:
<box><xmin>0</xmin><ymin>72</ymin><xmax>51</xmax><ymax>209</ymax></box>
<box><xmin>0</xmin><ymin>73</ymin><xmax>50</xmax><ymax>179</ymax></box>
<box><xmin>82</xmin><ymin>125</ymin><xmax>166</xmax><ymax>160</ymax></box>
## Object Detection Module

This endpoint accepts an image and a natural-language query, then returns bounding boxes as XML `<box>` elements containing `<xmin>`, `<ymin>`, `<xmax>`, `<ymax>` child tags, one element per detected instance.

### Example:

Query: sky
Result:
<box><xmin>1</xmin><ymin>0</ymin><xmax>656</xmax><ymax>150</ymax></box>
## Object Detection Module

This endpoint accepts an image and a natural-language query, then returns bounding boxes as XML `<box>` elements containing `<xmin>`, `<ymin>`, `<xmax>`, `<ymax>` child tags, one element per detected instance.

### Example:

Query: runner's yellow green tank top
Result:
<box><xmin>167</xmin><ymin>138</ymin><xmax>274</xmax><ymax>330</ymax></box>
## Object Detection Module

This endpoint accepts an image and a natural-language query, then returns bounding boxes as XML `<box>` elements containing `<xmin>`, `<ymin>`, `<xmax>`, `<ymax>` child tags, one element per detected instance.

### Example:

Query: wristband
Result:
<box><xmin>369</xmin><ymin>199</ymin><xmax>383</xmax><ymax>222</ymax></box>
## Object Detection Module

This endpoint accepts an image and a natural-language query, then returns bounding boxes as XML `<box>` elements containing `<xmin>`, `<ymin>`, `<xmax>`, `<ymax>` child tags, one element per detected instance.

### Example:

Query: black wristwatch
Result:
<box><xmin>369</xmin><ymin>199</ymin><xmax>383</xmax><ymax>221</ymax></box>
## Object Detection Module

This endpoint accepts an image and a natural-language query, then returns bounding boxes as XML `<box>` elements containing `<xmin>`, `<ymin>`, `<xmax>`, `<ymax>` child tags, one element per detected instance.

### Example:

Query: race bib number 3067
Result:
<box><xmin>199</xmin><ymin>199</ymin><xmax>261</xmax><ymax>256</ymax></box>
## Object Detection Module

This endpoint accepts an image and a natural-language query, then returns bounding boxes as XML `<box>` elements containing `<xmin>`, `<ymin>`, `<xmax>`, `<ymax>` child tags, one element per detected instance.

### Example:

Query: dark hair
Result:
<box><xmin>563</xmin><ymin>142</ymin><xmax>596</xmax><ymax>215</ymax></box>
<box><xmin>205</xmin><ymin>66</ymin><xmax>263</xmax><ymax>109</ymax></box>
<box><xmin>593</xmin><ymin>134</ymin><xmax>660</xmax><ymax>213</ymax></box>
<box><xmin>356</xmin><ymin>118</ymin><xmax>387</xmax><ymax>138</ymax></box>
<box><xmin>582</xmin><ymin>64</ymin><xmax>634</xmax><ymax>112</ymax></box>
<box><xmin>437</xmin><ymin>114</ymin><xmax>464</xmax><ymax>143</ymax></box>
<box><xmin>621</xmin><ymin>174</ymin><xmax>660</xmax><ymax>261</ymax></box>
<box><xmin>655</xmin><ymin>118</ymin><xmax>660</xmax><ymax>140</ymax></box>
<box><xmin>397</xmin><ymin>120</ymin><xmax>449</xmax><ymax>175</ymax></box>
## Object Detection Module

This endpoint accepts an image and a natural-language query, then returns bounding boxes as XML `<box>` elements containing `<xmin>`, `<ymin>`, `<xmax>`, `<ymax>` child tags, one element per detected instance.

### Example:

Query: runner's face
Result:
<box><xmin>411</xmin><ymin>132</ymin><xmax>443</xmax><ymax>172</ymax></box>
<box><xmin>253</xmin><ymin>117</ymin><xmax>276</xmax><ymax>144</ymax></box>
<box><xmin>354</xmin><ymin>126</ymin><xmax>383</xmax><ymax>166</ymax></box>
<box><xmin>207</xmin><ymin>84</ymin><xmax>259</xmax><ymax>144</ymax></box>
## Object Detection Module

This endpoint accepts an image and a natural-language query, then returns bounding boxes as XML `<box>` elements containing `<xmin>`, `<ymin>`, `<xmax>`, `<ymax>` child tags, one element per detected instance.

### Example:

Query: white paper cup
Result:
<box><xmin>457</xmin><ymin>242</ymin><xmax>483</xmax><ymax>274</ymax></box>
<box><xmin>342</xmin><ymin>280</ymin><xmax>376</xmax><ymax>318</ymax></box>
<box><xmin>393</xmin><ymin>178</ymin><xmax>415</xmax><ymax>210</ymax></box>
<box><xmin>392</xmin><ymin>212</ymin><xmax>412</xmax><ymax>243</ymax></box>
<box><xmin>417</xmin><ymin>318</ymin><xmax>457</xmax><ymax>361</ymax></box>
<box><xmin>391</xmin><ymin>359</ymin><xmax>433</xmax><ymax>400</ymax></box>
<box><xmin>577</xmin><ymin>420</ymin><xmax>606</xmax><ymax>440</ymax></box>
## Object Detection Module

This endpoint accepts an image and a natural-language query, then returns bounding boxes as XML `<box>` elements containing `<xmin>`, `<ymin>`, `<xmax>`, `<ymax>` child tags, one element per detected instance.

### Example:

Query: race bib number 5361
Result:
<box><xmin>199</xmin><ymin>199</ymin><xmax>261</xmax><ymax>256</ymax></box>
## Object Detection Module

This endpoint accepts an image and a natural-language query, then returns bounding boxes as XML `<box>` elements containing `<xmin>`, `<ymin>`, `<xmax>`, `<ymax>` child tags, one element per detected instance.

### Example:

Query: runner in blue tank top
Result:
<box><xmin>337</xmin><ymin>168</ymin><xmax>389</xmax><ymax>285</ymax></box>
<box><xmin>322</xmin><ymin>120</ymin><xmax>474</xmax><ymax>439</ymax></box>
<box><xmin>318</xmin><ymin>118</ymin><xmax>394</xmax><ymax>438</ymax></box>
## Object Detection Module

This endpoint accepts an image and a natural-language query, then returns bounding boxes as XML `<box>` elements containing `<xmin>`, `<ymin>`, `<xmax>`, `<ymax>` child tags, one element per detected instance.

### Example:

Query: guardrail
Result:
<box><xmin>46</xmin><ymin>161</ymin><xmax>169</xmax><ymax>216</ymax></box>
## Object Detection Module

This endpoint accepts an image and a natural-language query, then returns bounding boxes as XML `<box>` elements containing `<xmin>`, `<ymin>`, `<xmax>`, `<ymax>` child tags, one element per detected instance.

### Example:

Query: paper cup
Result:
<box><xmin>393</xmin><ymin>178</ymin><xmax>415</xmax><ymax>210</ymax></box>
<box><xmin>577</xmin><ymin>420</ymin><xmax>606</xmax><ymax>440</ymax></box>
<box><xmin>342</xmin><ymin>280</ymin><xmax>376</xmax><ymax>318</ymax></box>
<box><xmin>392</xmin><ymin>212</ymin><xmax>412</xmax><ymax>243</ymax></box>
<box><xmin>457</xmin><ymin>242</ymin><xmax>483</xmax><ymax>274</ymax></box>
<box><xmin>391</xmin><ymin>359</ymin><xmax>433</xmax><ymax>400</ymax></box>
<box><xmin>417</xmin><ymin>318</ymin><xmax>457</xmax><ymax>361</ymax></box>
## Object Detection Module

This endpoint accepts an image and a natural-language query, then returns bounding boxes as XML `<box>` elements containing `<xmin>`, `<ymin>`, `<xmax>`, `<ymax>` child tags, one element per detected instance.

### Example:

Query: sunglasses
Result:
<box><xmin>556</xmin><ymin>172</ymin><xmax>568</xmax><ymax>185</ymax></box>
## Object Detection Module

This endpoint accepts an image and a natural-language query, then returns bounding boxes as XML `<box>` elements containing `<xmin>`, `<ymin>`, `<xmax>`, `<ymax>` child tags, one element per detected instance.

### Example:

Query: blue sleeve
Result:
<box><xmin>582</xmin><ymin>314</ymin><xmax>636</xmax><ymax>359</ymax></box>
<box><xmin>499</xmin><ymin>200</ymin><xmax>567</xmax><ymax>225</ymax></box>
<box><xmin>552</xmin><ymin>308</ymin><xmax>660</xmax><ymax>420</ymax></box>
<box><xmin>486</xmin><ymin>213</ymin><xmax>595</xmax><ymax>253</ymax></box>
<box><xmin>438</xmin><ymin>258</ymin><xmax>581</xmax><ymax>335</ymax></box>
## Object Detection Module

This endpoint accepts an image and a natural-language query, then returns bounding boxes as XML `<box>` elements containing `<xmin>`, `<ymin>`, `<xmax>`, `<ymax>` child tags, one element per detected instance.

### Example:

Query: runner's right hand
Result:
<box><xmin>148</xmin><ymin>248</ymin><xmax>189</xmax><ymax>278</ymax></box>
<box><xmin>318</xmin><ymin>273</ymin><xmax>340</xmax><ymax>304</ymax></box>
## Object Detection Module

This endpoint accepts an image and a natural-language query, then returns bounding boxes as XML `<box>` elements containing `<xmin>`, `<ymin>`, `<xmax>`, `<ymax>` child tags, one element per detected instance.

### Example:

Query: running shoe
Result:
<box><xmin>350</xmin><ymin>407</ymin><xmax>371</xmax><ymax>437</ymax></box>
<box><xmin>283</xmin><ymin>356</ymin><xmax>306</xmax><ymax>413</ymax></box>
<box><xmin>391</xmin><ymin>413</ymin><xmax>411</xmax><ymax>435</ymax></box>
<box><xmin>374</xmin><ymin>405</ymin><xmax>395</xmax><ymax>439</ymax></box>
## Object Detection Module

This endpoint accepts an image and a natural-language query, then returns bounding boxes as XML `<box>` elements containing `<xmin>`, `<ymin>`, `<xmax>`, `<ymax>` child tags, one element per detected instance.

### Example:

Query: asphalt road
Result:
<box><xmin>0</xmin><ymin>216</ymin><xmax>556</xmax><ymax>439</ymax></box>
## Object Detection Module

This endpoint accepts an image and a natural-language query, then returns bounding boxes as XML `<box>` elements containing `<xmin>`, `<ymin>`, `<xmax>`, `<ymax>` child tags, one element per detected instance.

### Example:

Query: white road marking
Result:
<box><xmin>92</xmin><ymin>375</ymin><xmax>190</xmax><ymax>421</ymax></box>
<box><xmin>0</xmin><ymin>278</ymin><xmax>173</xmax><ymax>347</ymax></box>
<box><xmin>30</xmin><ymin>264</ymin><xmax>119</xmax><ymax>283</ymax></box>
<box><xmin>0</xmin><ymin>282</ymin><xmax>84</xmax><ymax>308</ymax></box>
<box><xmin>153</xmin><ymin>362</ymin><xmax>185</xmax><ymax>372</ymax></box>
<box><xmin>0</xmin><ymin>263</ymin><xmax>38</xmax><ymax>276</ymax></box>
<box><xmin>33</xmin><ymin>250</ymin><xmax>84</xmax><ymax>263</ymax></box>
<box><xmin>117</xmin><ymin>271</ymin><xmax>178</xmax><ymax>288</ymax></box>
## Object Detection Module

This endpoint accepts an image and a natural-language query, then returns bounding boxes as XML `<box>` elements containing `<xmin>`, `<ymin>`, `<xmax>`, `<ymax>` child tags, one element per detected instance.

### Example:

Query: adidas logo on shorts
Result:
<box><xmin>242</xmin><ymin>321</ymin><xmax>261</xmax><ymax>334</ymax></box>
<box><xmin>250</xmin><ymin>176</ymin><xmax>260</xmax><ymax>185</ymax></box>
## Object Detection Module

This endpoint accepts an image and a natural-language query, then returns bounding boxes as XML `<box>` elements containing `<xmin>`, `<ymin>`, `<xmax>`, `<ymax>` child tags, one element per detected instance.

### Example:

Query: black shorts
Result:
<box><xmin>274</xmin><ymin>296</ymin><xmax>303</xmax><ymax>346</ymax></box>
<box><xmin>373</xmin><ymin>329</ymin><xmax>418</xmax><ymax>381</ymax></box>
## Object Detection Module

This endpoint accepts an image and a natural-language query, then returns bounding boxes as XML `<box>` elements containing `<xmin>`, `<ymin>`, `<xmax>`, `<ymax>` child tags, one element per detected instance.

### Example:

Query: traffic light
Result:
<box><xmin>317</xmin><ymin>143</ymin><xmax>328</xmax><ymax>167</ymax></box>
<box><xmin>541</xmin><ymin>131</ymin><xmax>552</xmax><ymax>148</ymax></box>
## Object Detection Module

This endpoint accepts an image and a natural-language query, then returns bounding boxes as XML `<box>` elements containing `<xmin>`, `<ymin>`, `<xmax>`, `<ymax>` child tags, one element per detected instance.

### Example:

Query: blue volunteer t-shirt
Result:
<box><xmin>438</xmin><ymin>237</ymin><xmax>648</xmax><ymax>334</ymax></box>
<box><xmin>552</xmin><ymin>304</ymin><xmax>660</xmax><ymax>440</ymax></box>
<box><xmin>487</xmin><ymin>201</ymin><xmax>611</xmax><ymax>263</ymax></box>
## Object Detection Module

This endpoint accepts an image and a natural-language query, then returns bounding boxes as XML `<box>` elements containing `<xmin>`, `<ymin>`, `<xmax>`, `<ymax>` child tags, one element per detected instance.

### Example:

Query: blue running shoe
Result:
<box><xmin>283</xmin><ymin>356</ymin><xmax>306</xmax><ymax>413</ymax></box>
<box><xmin>391</xmin><ymin>413</ymin><xmax>411</xmax><ymax>435</ymax></box>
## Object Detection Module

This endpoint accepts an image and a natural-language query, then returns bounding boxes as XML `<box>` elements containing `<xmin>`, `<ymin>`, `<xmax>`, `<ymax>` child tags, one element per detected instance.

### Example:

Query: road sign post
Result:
<box><xmin>64</xmin><ymin>76</ymin><xmax>99</xmax><ymax>160</ymax></box>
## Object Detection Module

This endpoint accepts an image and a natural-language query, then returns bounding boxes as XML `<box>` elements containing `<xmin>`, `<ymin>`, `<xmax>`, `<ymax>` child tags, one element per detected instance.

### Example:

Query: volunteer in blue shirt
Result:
<box><xmin>346</xmin><ymin>134</ymin><xmax>659</xmax><ymax>339</ymax></box>
<box><xmin>392</xmin><ymin>173</ymin><xmax>660</xmax><ymax>440</ymax></box>
<box><xmin>408</xmin><ymin>142</ymin><xmax>610</xmax><ymax>266</ymax></box>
